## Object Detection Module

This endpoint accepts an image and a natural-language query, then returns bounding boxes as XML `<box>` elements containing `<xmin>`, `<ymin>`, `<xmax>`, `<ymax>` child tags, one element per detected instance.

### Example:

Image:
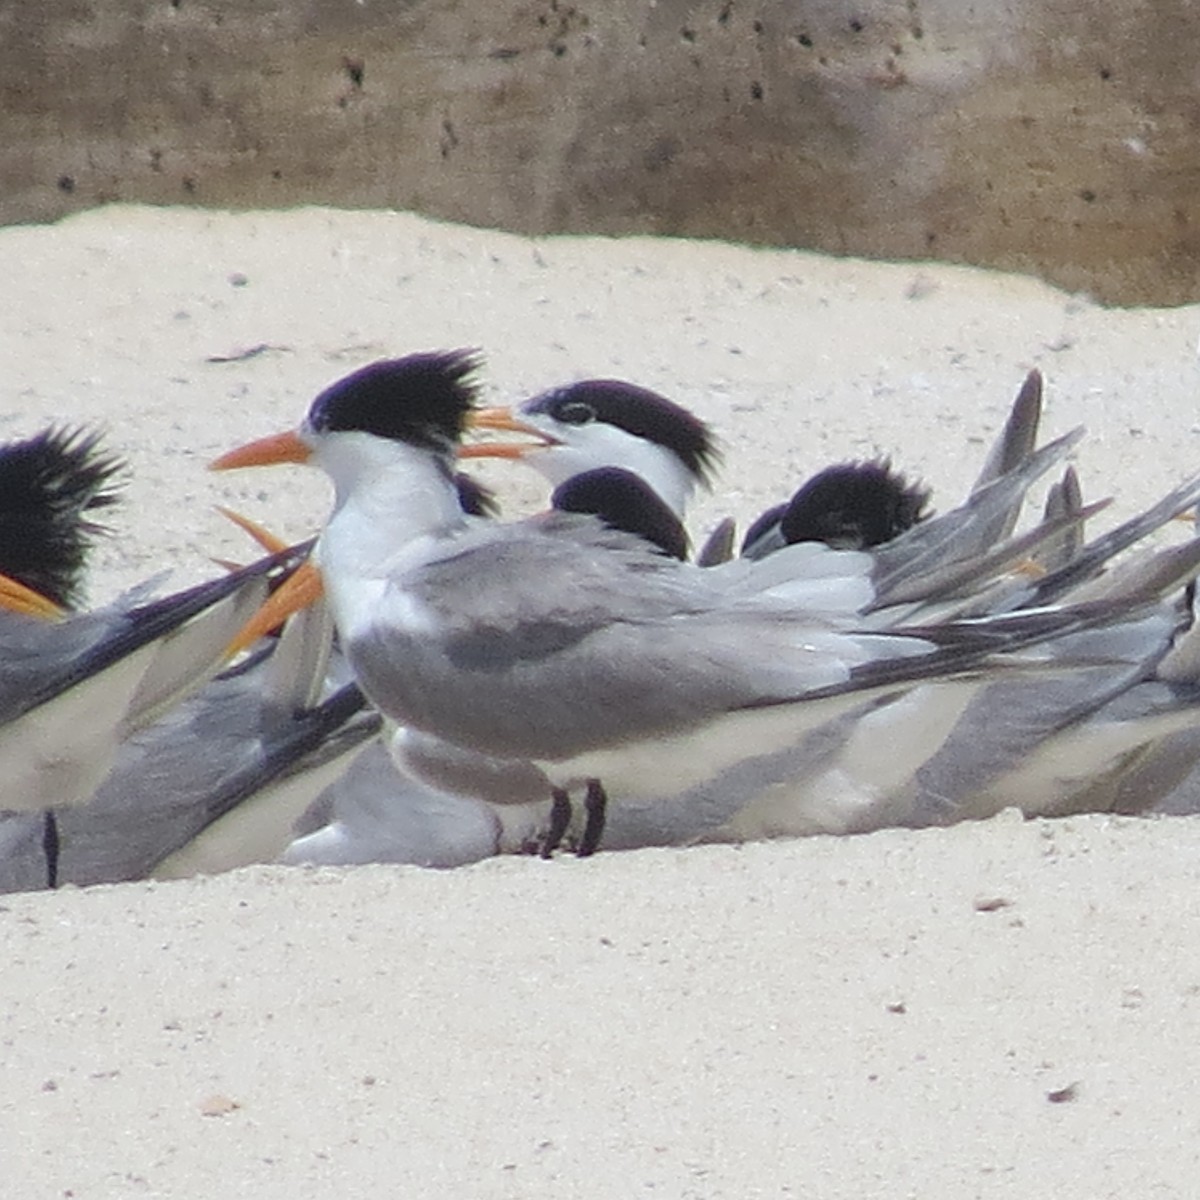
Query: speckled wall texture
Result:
<box><xmin>3</xmin><ymin>1</ymin><xmax>1198</xmax><ymax>304</ymax></box>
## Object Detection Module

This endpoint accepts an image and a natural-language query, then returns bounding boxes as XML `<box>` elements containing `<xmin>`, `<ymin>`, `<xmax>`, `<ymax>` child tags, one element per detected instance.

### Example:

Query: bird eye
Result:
<box><xmin>557</xmin><ymin>402</ymin><xmax>595</xmax><ymax>425</ymax></box>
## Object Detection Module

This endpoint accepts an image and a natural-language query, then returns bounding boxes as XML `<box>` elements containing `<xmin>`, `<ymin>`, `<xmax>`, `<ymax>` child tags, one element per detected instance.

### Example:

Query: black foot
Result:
<box><xmin>43</xmin><ymin>810</ymin><xmax>59</xmax><ymax>889</ymax></box>
<box><xmin>577</xmin><ymin>779</ymin><xmax>607</xmax><ymax>858</ymax></box>
<box><xmin>541</xmin><ymin>789</ymin><xmax>572</xmax><ymax>858</ymax></box>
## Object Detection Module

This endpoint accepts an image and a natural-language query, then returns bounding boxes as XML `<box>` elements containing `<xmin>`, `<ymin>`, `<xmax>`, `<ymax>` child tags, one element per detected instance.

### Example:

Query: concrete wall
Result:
<box><xmin>3</xmin><ymin>1</ymin><xmax>1199</xmax><ymax>305</ymax></box>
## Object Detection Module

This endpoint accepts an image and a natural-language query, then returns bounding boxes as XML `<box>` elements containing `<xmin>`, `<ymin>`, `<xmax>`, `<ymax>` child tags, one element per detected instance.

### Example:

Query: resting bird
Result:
<box><xmin>0</xmin><ymin>423</ymin><xmax>367</xmax><ymax>890</ymax></box>
<box><xmin>213</xmin><ymin>352</ymin><xmax>1196</xmax><ymax>859</ymax></box>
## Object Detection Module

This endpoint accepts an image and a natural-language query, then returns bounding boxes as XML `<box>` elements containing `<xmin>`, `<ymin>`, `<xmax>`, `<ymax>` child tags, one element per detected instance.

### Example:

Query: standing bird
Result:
<box><xmin>208</xmin><ymin>466</ymin><xmax>688</xmax><ymax>869</ymax></box>
<box><xmin>213</xmin><ymin>352</ymin><xmax>1164</xmax><ymax>856</ymax></box>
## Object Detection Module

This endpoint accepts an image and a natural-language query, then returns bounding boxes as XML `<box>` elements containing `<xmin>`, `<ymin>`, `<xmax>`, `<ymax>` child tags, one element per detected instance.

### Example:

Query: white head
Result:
<box><xmin>483</xmin><ymin>380</ymin><xmax>719</xmax><ymax>519</ymax></box>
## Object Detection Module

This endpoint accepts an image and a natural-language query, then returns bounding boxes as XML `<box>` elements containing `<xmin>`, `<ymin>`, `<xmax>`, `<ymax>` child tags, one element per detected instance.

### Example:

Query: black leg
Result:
<box><xmin>577</xmin><ymin>778</ymin><xmax>607</xmax><ymax>858</ymax></box>
<box><xmin>43</xmin><ymin>810</ymin><xmax>59</xmax><ymax>889</ymax></box>
<box><xmin>541</xmin><ymin>788</ymin><xmax>572</xmax><ymax>858</ymax></box>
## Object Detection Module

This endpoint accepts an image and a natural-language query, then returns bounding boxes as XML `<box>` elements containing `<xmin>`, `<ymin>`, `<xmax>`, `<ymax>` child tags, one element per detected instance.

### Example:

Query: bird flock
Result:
<box><xmin>4</xmin><ymin>353</ymin><xmax>1200</xmax><ymax>891</ymax></box>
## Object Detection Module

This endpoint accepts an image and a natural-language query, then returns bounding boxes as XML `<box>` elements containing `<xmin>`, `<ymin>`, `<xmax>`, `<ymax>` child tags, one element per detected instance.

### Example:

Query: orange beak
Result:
<box><xmin>216</xmin><ymin>506</ymin><xmax>291</xmax><ymax>555</ymax></box>
<box><xmin>215</xmin><ymin>509</ymin><xmax>324</xmax><ymax>656</ymax></box>
<box><xmin>0</xmin><ymin>573</ymin><xmax>65</xmax><ymax>621</ymax></box>
<box><xmin>226</xmin><ymin>560</ymin><xmax>325</xmax><ymax>658</ymax></box>
<box><xmin>461</xmin><ymin>407</ymin><xmax>557</xmax><ymax>459</ymax></box>
<box><xmin>210</xmin><ymin>430</ymin><xmax>312</xmax><ymax>471</ymax></box>
<box><xmin>214</xmin><ymin>411</ymin><xmax>554</xmax><ymax>655</ymax></box>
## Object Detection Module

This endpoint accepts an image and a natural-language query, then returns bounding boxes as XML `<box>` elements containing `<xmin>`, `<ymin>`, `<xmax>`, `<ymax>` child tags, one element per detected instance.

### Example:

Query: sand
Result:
<box><xmin>2</xmin><ymin>205</ymin><xmax>1199</xmax><ymax>1196</ymax></box>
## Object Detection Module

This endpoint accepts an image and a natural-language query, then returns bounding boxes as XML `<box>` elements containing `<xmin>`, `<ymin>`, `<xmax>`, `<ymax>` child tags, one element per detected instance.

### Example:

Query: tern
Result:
<box><xmin>470</xmin><ymin>375</ymin><xmax>739</xmax><ymax>563</ymax></box>
<box><xmin>0</xmin><ymin>655</ymin><xmax>379</xmax><ymax>892</ymax></box>
<box><xmin>214</xmin><ymin>351</ymin><xmax>1172</xmax><ymax>856</ymax></box>
<box><xmin>471</xmin><ymin>378</ymin><xmax>719</xmax><ymax>521</ymax></box>
<box><xmin>0</xmin><ymin>427</ymin><xmax>350</xmax><ymax>888</ymax></box>
<box><xmin>0</xmin><ymin>547</ymin><xmax>302</xmax><ymax>816</ymax></box>
<box><xmin>0</xmin><ymin>425</ymin><xmax>296</xmax><ymax>817</ymax></box>
<box><xmin>212</xmin><ymin>466</ymin><xmax>686</xmax><ymax>869</ymax></box>
<box><xmin>0</xmin><ymin>516</ymin><xmax>378</xmax><ymax>891</ymax></box>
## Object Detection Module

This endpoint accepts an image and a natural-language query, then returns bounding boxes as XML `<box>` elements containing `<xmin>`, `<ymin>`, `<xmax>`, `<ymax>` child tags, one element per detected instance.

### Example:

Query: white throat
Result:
<box><xmin>527</xmin><ymin>425</ymin><xmax>700</xmax><ymax>518</ymax></box>
<box><xmin>313</xmin><ymin>431</ymin><xmax>464</xmax><ymax>594</ymax></box>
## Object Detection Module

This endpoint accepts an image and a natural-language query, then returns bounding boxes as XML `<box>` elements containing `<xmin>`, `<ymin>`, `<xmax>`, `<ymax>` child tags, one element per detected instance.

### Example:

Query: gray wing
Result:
<box><xmin>0</xmin><ymin>549</ymin><xmax>295</xmax><ymax>812</ymax></box>
<box><xmin>346</xmin><ymin>517</ymin><xmax>944</xmax><ymax>762</ymax></box>
<box><xmin>870</xmin><ymin>428</ymin><xmax>1081</xmax><ymax>608</ymax></box>
<box><xmin>967</xmin><ymin>367</ymin><xmax>1043</xmax><ymax>541</ymax></box>
<box><xmin>32</xmin><ymin>674</ymin><xmax>376</xmax><ymax>889</ymax></box>
<box><xmin>919</xmin><ymin>677</ymin><xmax>1200</xmax><ymax>824</ymax></box>
<box><xmin>349</xmin><ymin>513</ymin><xmax>1172</xmax><ymax>766</ymax></box>
<box><xmin>0</xmin><ymin>602</ymin><xmax>376</xmax><ymax>891</ymax></box>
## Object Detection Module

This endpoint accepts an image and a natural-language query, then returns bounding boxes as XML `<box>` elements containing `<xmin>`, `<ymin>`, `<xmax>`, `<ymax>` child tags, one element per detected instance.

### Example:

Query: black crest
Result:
<box><xmin>779</xmin><ymin>460</ymin><xmax>931</xmax><ymax>550</ymax></box>
<box><xmin>0</xmin><ymin>426</ymin><xmax>125</xmax><ymax>609</ymax></box>
<box><xmin>524</xmin><ymin>379</ymin><xmax>719</xmax><ymax>484</ymax></box>
<box><xmin>307</xmin><ymin>350</ymin><xmax>482</xmax><ymax>453</ymax></box>
<box><xmin>552</xmin><ymin>466</ymin><xmax>689</xmax><ymax>560</ymax></box>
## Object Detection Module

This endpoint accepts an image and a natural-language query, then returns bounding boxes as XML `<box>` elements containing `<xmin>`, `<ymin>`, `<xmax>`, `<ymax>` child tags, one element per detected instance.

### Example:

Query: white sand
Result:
<box><xmin>2</xmin><ymin>206</ymin><xmax>1200</xmax><ymax>1196</ymax></box>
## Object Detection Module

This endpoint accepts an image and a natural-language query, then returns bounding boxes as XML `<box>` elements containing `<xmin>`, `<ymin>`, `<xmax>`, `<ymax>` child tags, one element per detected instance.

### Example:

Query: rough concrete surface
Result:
<box><xmin>3</xmin><ymin>1</ymin><xmax>1199</xmax><ymax>304</ymax></box>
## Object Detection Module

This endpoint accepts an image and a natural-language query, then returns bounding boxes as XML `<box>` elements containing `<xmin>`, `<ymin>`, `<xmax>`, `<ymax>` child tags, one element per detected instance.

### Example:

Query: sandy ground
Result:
<box><xmin>2</xmin><ymin>205</ymin><xmax>1200</xmax><ymax>1196</ymax></box>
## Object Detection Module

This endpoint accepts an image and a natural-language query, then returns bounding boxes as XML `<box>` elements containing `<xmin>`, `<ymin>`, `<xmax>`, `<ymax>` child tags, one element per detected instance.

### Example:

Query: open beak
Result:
<box><xmin>0</xmin><ymin>573</ymin><xmax>65</xmax><ymax>621</ymax></box>
<box><xmin>461</xmin><ymin>407</ymin><xmax>558</xmax><ymax>460</ymax></box>
<box><xmin>210</xmin><ymin>432</ymin><xmax>324</xmax><ymax>656</ymax></box>
<box><xmin>210</xmin><ymin>430</ymin><xmax>312</xmax><ymax>471</ymax></box>
<box><xmin>212</xmin><ymin>507</ymin><xmax>323</xmax><ymax>656</ymax></box>
<box><xmin>226</xmin><ymin>560</ymin><xmax>325</xmax><ymax>658</ymax></box>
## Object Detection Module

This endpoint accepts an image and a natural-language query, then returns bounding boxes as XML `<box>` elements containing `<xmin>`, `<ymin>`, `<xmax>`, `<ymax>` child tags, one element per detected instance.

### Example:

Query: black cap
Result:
<box><xmin>0</xmin><ymin>426</ymin><xmax>124</xmax><ymax>609</ymax></box>
<box><xmin>779</xmin><ymin>460</ymin><xmax>931</xmax><ymax>550</ymax></box>
<box><xmin>307</xmin><ymin>350</ymin><xmax>482</xmax><ymax>454</ymax></box>
<box><xmin>524</xmin><ymin>379</ymin><xmax>718</xmax><ymax>484</ymax></box>
<box><xmin>552</xmin><ymin>467</ymin><xmax>689</xmax><ymax>560</ymax></box>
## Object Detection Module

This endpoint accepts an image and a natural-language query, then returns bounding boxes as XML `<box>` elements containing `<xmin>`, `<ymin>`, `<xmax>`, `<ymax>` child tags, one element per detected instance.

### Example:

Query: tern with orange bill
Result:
<box><xmin>0</xmin><ymin>427</ymin><xmax>349</xmax><ymax>888</ymax></box>
<box><xmin>473</xmin><ymin>368</ymin><xmax>1045</xmax><ymax>570</ymax></box>
<box><xmin>471</xmin><ymin>378</ymin><xmax>718</xmax><ymax>519</ymax></box>
<box><xmin>0</xmin><ymin>542</ymin><xmax>376</xmax><ymax>892</ymax></box>
<box><xmin>212</xmin><ymin>350</ymin><xmax>1196</xmax><ymax>856</ymax></box>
